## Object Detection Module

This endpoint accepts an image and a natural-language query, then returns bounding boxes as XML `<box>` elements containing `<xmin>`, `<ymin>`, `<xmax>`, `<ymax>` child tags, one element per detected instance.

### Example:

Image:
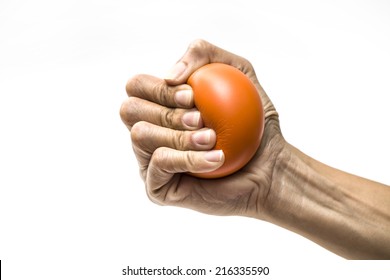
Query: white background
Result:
<box><xmin>1</xmin><ymin>0</ymin><xmax>389</xmax><ymax>279</ymax></box>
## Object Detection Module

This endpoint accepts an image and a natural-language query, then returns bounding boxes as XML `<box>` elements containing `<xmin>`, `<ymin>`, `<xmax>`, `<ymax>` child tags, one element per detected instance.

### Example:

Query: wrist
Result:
<box><xmin>261</xmin><ymin>142</ymin><xmax>390</xmax><ymax>259</ymax></box>
<box><xmin>260</xmin><ymin>142</ymin><xmax>308</xmax><ymax>225</ymax></box>
<box><xmin>260</xmin><ymin>143</ymin><xmax>347</xmax><ymax>255</ymax></box>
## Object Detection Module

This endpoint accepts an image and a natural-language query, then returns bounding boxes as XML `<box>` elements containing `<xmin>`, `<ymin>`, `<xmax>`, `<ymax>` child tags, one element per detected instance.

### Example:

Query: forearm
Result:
<box><xmin>264</xmin><ymin>143</ymin><xmax>390</xmax><ymax>259</ymax></box>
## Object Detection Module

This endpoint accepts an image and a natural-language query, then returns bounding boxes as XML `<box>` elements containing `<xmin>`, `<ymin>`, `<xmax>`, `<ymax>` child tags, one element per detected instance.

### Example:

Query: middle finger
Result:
<box><xmin>120</xmin><ymin>97</ymin><xmax>203</xmax><ymax>131</ymax></box>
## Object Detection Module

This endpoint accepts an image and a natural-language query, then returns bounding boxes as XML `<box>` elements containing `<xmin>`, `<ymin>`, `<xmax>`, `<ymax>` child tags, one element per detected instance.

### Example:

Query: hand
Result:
<box><xmin>121</xmin><ymin>39</ymin><xmax>390</xmax><ymax>259</ymax></box>
<box><xmin>120</xmin><ymin>39</ymin><xmax>285</xmax><ymax>219</ymax></box>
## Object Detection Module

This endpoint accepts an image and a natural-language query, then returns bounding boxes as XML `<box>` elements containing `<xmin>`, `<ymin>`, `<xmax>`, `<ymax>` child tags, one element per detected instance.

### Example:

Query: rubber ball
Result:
<box><xmin>187</xmin><ymin>63</ymin><xmax>265</xmax><ymax>178</ymax></box>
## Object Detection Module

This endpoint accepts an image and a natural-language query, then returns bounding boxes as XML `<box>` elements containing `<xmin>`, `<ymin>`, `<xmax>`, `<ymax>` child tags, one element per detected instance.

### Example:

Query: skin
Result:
<box><xmin>120</xmin><ymin>39</ymin><xmax>390</xmax><ymax>259</ymax></box>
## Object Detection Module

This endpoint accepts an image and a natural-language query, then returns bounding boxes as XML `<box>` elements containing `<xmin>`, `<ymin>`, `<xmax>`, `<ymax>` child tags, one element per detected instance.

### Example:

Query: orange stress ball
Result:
<box><xmin>187</xmin><ymin>63</ymin><xmax>265</xmax><ymax>179</ymax></box>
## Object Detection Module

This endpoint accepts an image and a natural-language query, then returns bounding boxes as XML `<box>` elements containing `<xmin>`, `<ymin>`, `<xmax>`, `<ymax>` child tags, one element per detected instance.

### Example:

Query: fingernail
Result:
<box><xmin>192</xmin><ymin>129</ymin><xmax>212</xmax><ymax>145</ymax></box>
<box><xmin>165</xmin><ymin>61</ymin><xmax>186</xmax><ymax>80</ymax></box>
<box><xmin>175</xmin><ymin>89</ymin><xmax>193</xmax><ymax>107</ymax></box>
<box><xmin>204</xmin><ymin>150</ymin><xmax>224</xmax><ymax>163</ymax></box>
<box><xmin>182</xmin><ymin>111</ymin><xmax>201</xmax><ymax>129</ymax></box>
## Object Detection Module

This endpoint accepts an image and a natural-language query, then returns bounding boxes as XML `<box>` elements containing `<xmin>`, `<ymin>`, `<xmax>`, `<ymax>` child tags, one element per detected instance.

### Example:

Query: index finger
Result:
<box><xmin>126</xmin><ymin>74</ymin><xmax>194</xmax><ymax>109</ymax></box>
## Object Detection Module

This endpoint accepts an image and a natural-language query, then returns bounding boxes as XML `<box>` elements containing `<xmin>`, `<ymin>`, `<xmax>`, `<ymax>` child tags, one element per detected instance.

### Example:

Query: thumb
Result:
<box><xmin>164</xmin><ymin>39</ymin><xmax>257</xmax><ymax>86</ymax></box>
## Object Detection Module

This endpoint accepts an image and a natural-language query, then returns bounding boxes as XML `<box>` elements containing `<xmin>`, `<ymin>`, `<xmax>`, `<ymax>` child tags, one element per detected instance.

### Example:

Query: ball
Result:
<box><xmin>187</xmin><ymin>63</ymin><xmax>265</xmax><ymax>178</ymax></box>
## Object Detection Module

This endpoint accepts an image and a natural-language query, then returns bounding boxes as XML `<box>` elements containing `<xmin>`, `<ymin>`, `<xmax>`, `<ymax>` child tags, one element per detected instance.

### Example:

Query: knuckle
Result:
<box><xmin>172</xmin><ymin>130</ymin><xmax>191</xmax><ymax>151</ymax></box>
<box><xmin>119</xmin><ymin>99</ymin><xmax>130</xmax><ymax>125</ymax></box>
<box><xmin>152</xmin><ymin>80</ymin><xmax>175</xmax><ymax>107</ymax></box>
<box><xmin>161</xmin><ymin>107</ymin><xmax>188</xmax><ymax>129</ymax></box>
<box><xmin>185</xmin><ymin>39</ymin><xmax>214</xmax><ymax>62</ymax></box>
<box><xmin>160</xmin><ymin>108</ymin><xmax>175</xmax><ymax>128</ymax></box>
<box><xmin>152</xmin><ymin>147</ymin><xmax>193</xmax><ymax>175</ymax></box>
<box><xmin>188</xmin><ymin>38</ymin><xmax>210</xmax><ymax>52</ymax></box>
<box><xmin>125</xmin><ymin>74</ymin><xmax>146</xmax><ymax>96</ymax></box>
<box><xmin>240</xmin><ymin>58</ymin><xmax>255</xmax><ymax>76</ymax></box>
<box><xmin>173</xmin><ymin>131</ymin><xmax>187</xmax><ymax>151</ymax></box>
<box><xmin>126</xmin><ymin>74</ymin><xmax>175</xmax><ymax>106</ymax></box>
<box><xmin>176</xmin><ymin>131</ymin><xmax>186</xmax><ymax>150</ymax></box>
<box><xmin>153</xmin><ymin>146</ymin><xmax>166</xmax><ymax>160</ymax></box>
<box><xmin>241</xmin><ymin>58</ymin><xmax>254</xmax><ymax>72</ymax></box>
<box><xmin>120</xmin><ymin>97</ymin><xmax>142</xmax><ymax>127</ymax></box>
<box><xmin>130</xmin><ymin>121</ymin><xmax>149</xmax><ymax>145</ymax></box>
<box><xmin>184</xmin><ymin>151</ymin><xmax>197</xmax><ymax>171</ymax></box>
<box><xmin>152</xmin><ymin>147</ymin><xmax>170</xmax><ymax>167</ymax></box>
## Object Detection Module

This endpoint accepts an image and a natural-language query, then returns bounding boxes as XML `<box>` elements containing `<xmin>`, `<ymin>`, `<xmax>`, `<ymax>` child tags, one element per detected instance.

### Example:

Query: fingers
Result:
<box><xmin>146</xmin><ymin>147</ymin><xmax>224</xmax><ymax>195</ymax></box>
<box><xmin>131</xmin><ymin>121</ymin><xmax>216</xmax><ymax>153</ymax></box>
<box><xmin>164</xmin><ymin>39</ymin><xmax>258</xmax><ymax>85</ymax></box>
<box><xmin>122</xmin><ymin>74</ymin><xmax>203</xmax><ymax>131</ymax></box>
<box><xmin>120</xmin><ymin>97</ymin><xmax>203</xmax><ymax>131</ymax></box>
<box><xmin>126</xmin><ymin>74</ymin><xmax>194</xmax><ymax>108</ymax></box>
<box><xmin>131</xmin><ymin>121</ymin><xmax>217</xmax><ymax>178</ymax></box>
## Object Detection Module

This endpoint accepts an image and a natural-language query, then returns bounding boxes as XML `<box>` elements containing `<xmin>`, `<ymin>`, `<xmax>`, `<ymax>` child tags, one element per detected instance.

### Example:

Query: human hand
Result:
<box><xmin>120</xmin><ymin>39</ymin><xmax>285</xmax><ymax>219</ymax></box>
<box><xmin>121</xmin><ymin>39</ymin><xmax>390</xmax><ymax>259</ymax></box>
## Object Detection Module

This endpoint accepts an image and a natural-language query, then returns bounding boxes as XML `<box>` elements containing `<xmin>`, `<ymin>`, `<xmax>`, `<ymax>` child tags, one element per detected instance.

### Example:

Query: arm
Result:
<box><xmin>267</xmin><ymin>143</ymin><xmax>390</xmax><ymax>259</ymax></box>
<box><xmin>120</xmin><ymin>39</ymin><xmax>390</xmax><ymax>259</ymax></box>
